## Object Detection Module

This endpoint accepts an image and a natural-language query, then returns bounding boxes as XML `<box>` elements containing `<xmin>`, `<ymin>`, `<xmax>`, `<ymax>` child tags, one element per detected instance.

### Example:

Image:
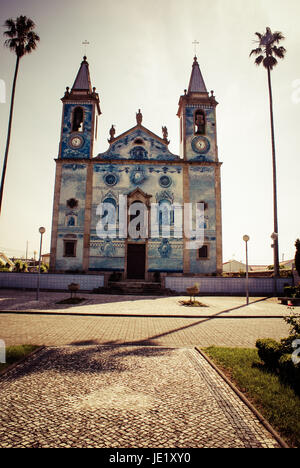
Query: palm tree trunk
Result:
<box><xmin>267</xmin><ymin>66</ymin><xmax>279</xmax><ymax>281</ymax></box>
<box><xmin>0</xmin><ymin>55</ymin><xmax>20</xmax><ymax>215</ymax></box>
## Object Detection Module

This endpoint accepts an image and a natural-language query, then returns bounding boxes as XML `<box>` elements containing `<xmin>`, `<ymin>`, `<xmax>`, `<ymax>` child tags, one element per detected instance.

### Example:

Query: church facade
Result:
<box><xmin>49</xmin><ymin>56</ymin><xmax>222</xmax><ymax>279</ymax></box>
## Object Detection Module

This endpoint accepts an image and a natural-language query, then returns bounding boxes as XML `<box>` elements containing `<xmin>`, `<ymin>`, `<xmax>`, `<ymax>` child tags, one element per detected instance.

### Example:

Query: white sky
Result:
<box><xmin>0</xmin><ymin>0</ymin><xmax>299</xmax><ymax>265</ymax></box>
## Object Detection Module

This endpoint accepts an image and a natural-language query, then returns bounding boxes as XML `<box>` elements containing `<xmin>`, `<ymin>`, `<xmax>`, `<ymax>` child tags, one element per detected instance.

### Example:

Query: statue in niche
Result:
<box><xmin>136</xmin><ymin>109</ymin><xmax>143</xmax><ymax>125</ymax></box>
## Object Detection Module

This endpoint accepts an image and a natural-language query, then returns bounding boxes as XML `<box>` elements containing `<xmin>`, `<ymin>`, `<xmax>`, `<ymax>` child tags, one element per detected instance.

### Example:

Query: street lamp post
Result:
<box><xmin>243</xmin><ymin>235</ymin><xmax>250</xmax><ymax>305</ymax></box>
<box><xmin>36</xmin><ymin>227</ymin><xmax>45</xmax><ymax>301</ymax></box>
<box><xmin>271</xmin><ymin>232</ymin><xmax>278</xmax><ymax>297</ymax></box>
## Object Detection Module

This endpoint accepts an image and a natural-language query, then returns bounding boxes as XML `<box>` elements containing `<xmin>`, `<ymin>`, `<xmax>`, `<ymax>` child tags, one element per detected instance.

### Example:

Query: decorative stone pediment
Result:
<box><xmin>127</xmin><ymin>187</ymin><xmax>152</xmax><ymax>207</ymax></box>
<box><xmin>96</xmin><ymin>126</ymin><xmax>179</xmax><ymax>161</ymax></box>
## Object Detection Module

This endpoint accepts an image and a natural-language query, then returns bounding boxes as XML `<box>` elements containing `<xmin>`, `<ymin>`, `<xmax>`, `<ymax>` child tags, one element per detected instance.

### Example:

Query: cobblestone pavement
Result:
<box><xmin>0</xmin><ymin>313</ymin><xmax>290</xmax><ymax>348</ymax></box>
<box><xmin>0</xmin><ymin>289</ymin><xmax>291</xmax><ymax>317</ymax></box>
<box><xmin>0</xmin><ymin>346</ymin><xmax>280</xmax><ymax>448</ymax></box>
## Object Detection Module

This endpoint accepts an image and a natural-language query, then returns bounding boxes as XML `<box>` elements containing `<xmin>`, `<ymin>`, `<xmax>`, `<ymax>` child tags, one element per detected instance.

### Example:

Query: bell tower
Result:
<box><xmin>177</xmin><ymin>56</ymin><xmax>222</xmax><ymax>275</ymax></box>
<box><xmin>59</xmin><ymin>56</ymin><xmax>101</xmax><ymax>160</ymax></box>
<box><xmin>177</xmin><ymin>56</ymin><xmax>218</xmax><ymax>162</ymax></box>
<box><xmin>50</xmin><ymin>57</ymin><xmax>101</xmax><ymax>273</ymax></box>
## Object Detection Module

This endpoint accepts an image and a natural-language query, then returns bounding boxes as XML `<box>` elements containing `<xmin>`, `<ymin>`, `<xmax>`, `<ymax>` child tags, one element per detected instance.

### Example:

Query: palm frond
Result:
<box><xmin>250</xmin><ymin>27</ymin><xmax>285</xmax><ymax>70</ymax></box>
<box><xmin>3</xmin><ymin>18</ymin><xmax>16</xmax><ymax>30</ymax></box>
<box><xmin>254</xmin><ymin>55</ymin><xmax>264</xmax><ymax>66</ymax></box>
<box><xmin>4</xmin><ymin>38</ymin><xmax>18</xmax><ymax>50</ymax></box>
<box><xmin>263</xmin><ymin>55</ymin><xmax>277</xmax><ymax>70</ymax></box>
<box><xmin>272</xmin><ymin>45</ymin><xmax>286</xmax><ymax>59</ymax></box>
<box><xmin>249</xmin><ymin>47</ymin><xmax>262</xmax><ymax>57</ymax></box>
<box><xmin>272</xmin><ymin>31</ymin><xmax>285</xmax><ymax>43</ymax></box>
<box><xmin>3</xmin><ymin>15</ymin><xmax>39</xmax><ymax>57</ymax></box>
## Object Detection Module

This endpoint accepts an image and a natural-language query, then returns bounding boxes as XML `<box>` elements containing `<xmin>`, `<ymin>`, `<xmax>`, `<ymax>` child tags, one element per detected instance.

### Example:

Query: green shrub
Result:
<box><xmin>280</xmin><ymin>335</ymin><xmax>300</xmax><ymax>354</ymax></box>
<box><xmin>284</xmin><ymin>285</ymin><xmax>296</xmax><ymax>298</ymax></box>
<box><xmin>284</xmin><ymin>313</ymin><xmax>300</xmax><ymax>335</ymax></box>
<box><xmin>256</xmin><ymin>338</ymin><xmax>282</xmax><ymax>368</ymax></box>
<box><xmin>14</xmin><ymin>260</ymin><xmax>23</xmax><ymax>272</ymax></box>
<box><xmin>278</xmin><ymin>354</ymin><xmax>300</xmax><ymax>390</ymax></box>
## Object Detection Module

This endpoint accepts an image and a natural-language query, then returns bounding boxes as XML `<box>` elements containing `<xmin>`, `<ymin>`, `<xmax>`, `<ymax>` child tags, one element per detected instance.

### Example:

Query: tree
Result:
<box><xmin>0</xmin><ymin>16</ymin><xmax>40</xmax><ymax>215</ymax></box>
<box><xmin>295</xmin><ymin>239</ymin><xmax>300</xmax><ymax>276</ymax></box>
<box><xmin>250</xmin><ymin>27</ymin><xmax>286</xmax><ymax>278</ymax></box>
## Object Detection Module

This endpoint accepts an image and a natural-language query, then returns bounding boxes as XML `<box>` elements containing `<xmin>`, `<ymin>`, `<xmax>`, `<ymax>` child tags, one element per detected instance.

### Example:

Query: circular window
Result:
<box><xmin>104</xmin><ymin>173</ymin><xmax>118</xmax><ymax>186</ymax></box>
<box><xmin>159</xmin><ymin>175</ymin><xmax>172</xmax><ymax>188</ymax></box>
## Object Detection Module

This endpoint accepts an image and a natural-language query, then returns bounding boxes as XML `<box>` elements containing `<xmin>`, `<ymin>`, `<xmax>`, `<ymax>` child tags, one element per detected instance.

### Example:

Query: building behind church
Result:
<box><xmin>49</xmin><ymin>55</ymin><xmax>223</xmax><ymax>280</ymax></box>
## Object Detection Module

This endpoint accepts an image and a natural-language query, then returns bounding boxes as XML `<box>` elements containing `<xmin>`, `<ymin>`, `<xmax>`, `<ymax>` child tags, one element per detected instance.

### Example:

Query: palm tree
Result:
<box><xmin>250</xmin><ymin>27</ymin><xmax>286</xmax><ymax>280</ymax></box>
<box><xmin>0</xmin><ymin>16</ymin><xmax>40</xmax><ymax>215</ymax></box>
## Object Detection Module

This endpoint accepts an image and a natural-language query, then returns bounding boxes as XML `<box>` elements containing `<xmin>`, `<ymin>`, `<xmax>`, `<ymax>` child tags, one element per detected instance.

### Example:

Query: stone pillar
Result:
<box><xmin>82</xmin><ymin>162</ymin><xmax>93</xmax><ymax>272</ymax></box>
<box><xmin>215</xmin><ymin>164</ymin><xmax>223</xmax><ymax>274</ymax></box>
<box><xmin>49</xmin><ymin>161</ymin><xmax>62</xmax><ymax>272</ymax></box>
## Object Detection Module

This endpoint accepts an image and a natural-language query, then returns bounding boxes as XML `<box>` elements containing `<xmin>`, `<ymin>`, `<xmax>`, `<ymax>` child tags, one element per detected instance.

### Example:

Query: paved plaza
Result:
<box><xmin>0</xmin><ymin>290</ymin><xmax>291</xmax><ymax>348</ymax></box>
<box><xmin>0</xmin><ymin>290</ymin><xmax>291</xmax><ymax>448</ymax></box>
<box><xmin>0</xmin><ymin>345</ymin><xmax>280</xmax><ymax>448</ymax></box>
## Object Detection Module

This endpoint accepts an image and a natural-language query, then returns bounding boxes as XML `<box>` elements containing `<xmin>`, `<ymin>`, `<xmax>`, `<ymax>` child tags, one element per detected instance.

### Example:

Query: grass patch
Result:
<box><xmin>56</xmin><ymin>297</ymin><xmax>85</xmax><ymax>305</ymax></box>
<box><xmin>0</xmin><ymin>345</ymin><xmax>39</xmax><ymax>372</ymax></box>
<box><xmin>204</xmin><ymin>346</ymin><xmax>300</xmax><ymax>448</ymax></box>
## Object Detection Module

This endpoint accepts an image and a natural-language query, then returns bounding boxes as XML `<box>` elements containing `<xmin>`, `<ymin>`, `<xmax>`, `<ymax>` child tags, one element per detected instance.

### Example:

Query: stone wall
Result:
<box><xmin>0</xmin><ymin>273</ymin><xmax>104</xmax><ymax>291</ymax></box>
<box><xmin>165</xmin><ymin>276</ymin><xmax>293</xmax><ymax>296</ymax></box>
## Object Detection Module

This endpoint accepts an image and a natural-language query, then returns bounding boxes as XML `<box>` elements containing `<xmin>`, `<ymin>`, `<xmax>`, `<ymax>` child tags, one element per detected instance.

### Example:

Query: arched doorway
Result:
<box><xmin>126</xmin><ymin>188</ymin><xmax>152</xmax><ymax>280</ymax></box>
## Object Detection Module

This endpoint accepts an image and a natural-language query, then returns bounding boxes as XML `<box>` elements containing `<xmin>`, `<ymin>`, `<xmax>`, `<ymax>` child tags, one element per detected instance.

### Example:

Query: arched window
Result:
<box><xmin>128</xmin><ymin>201</ymin><xmax>148</xmax><ymax>238</ymax></box>
<box><xmin>102</xmin><ymin>197</ymin><xmax>117</xmax><ymax>224</ymax></box>
<box><xmin>158</xmin><ymin>200</ymin><xmax>174</xmax><ymax>226</ymax></box>
<box><xmin>194</xmin><ymin>110</ymin><xmax>206</xmax><ymax>135</ymax></box>
<box><xmin>72</xmin><ymin>107</ymin><xmax>84</xmax><ymax>132</ymax></box>
<box><xmin>198</xmin><ymin>245</ymin><xmax>209</xmax><ymax>259</ymax></box>
<box><xmin>63</xmin><ymin>234</ymin><xmax>77</xmax><ymax>257</ymax></box>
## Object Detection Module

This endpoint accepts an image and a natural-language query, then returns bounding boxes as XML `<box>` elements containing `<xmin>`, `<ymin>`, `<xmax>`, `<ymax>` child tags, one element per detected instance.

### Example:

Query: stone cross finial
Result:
<box><xmin>82</xmin><ymin>40</ymin><xmax>90</xmax><ymax>57</ymax></box>
<box><xmin>192</xmin><ymin>40</ymin><xmax>199</xmax><ymax>56</ymax></box>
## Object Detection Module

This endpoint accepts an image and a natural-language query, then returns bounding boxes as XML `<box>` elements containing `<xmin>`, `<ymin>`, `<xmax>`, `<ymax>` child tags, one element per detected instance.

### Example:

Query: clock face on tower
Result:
<box><xmin>69</xmin><ymin>135</ymin><xmax>84</xmax><ymax>149</ymax></box>
<box><xmin>191</xmin><ymin>136</ymin><xmax>210</xmax><ymax>154</ymax></box>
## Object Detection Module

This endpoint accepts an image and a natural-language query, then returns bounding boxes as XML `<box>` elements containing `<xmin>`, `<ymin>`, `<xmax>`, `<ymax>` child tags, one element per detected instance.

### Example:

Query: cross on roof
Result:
<box><xmin>82</xmin><ymin>40</ymin><xmax>90</xmax><ymax>56</ymax></box>
<box><xmin>192</xmin><ymin>40</ymin><xmax>199</xmax><ymax>56</ymax></box>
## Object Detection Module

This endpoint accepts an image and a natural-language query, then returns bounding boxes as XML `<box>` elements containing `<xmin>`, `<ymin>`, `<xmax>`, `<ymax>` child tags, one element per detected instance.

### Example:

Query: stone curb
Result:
<box><xmin>0</xmin><ymin>310</ymin><xmax>287</xmax><ymax>319</ymax></box>
<box><xmin>0</xmin><ymin>346</ymin><xmax>45</xmax><ymax>379</ymax></box>
<box><xmin>194</xmin><ymin>346</ymin><xmax>290</xmax><ymax>449</ymax></box>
